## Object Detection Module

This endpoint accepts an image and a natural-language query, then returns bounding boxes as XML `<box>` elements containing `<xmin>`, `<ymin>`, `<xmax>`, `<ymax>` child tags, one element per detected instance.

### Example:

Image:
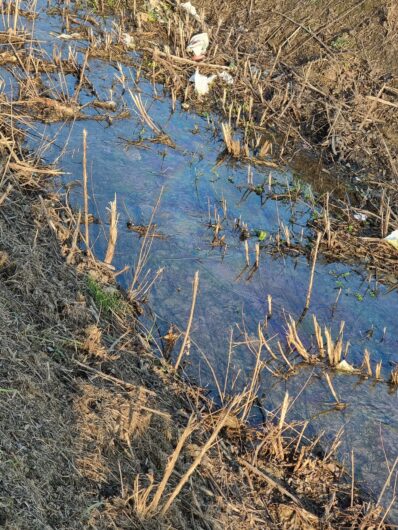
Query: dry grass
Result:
<box><xmin>0</xmin><ymin>4</ymin><xmax>395</xmax><ymax>529</ymax></box>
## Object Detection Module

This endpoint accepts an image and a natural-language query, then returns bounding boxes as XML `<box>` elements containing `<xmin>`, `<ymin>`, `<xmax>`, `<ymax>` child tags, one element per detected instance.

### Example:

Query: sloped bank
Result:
<box><xmin>0</xmin><ymin>107</ymin><xmax>392</xmax><ymax>528</ymax></box>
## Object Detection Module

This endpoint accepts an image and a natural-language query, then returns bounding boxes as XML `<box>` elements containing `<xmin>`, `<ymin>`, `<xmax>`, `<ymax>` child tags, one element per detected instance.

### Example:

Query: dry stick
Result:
<box><xmin>238</xmin><ymin>457</ymin><xmax>308</xmax><ymax>510</ymax></box>
<box><xmin>324</xmin><ymin>372</ymin><xmax>340</xmax><ymax>405</ymax></box>
<box><xmin>174</xmin><ymin>271</ymin><xmax>199</xmax><ymax>370</ymax></box>
<box><xmin>272</xmin><ymin>10</ymin><xmax>334</xmax><ymax>56</ymax></box>
<box><xmin>148</xmin><ymin>415</ymin><xmax>197</xmax><ymax>514</ymax></box>
<box><xmin>298</xmin><ymin>231</ymin><xmax>322</xmax><ymax>323</ymax></box>
<box><xmin>73</xmin><ymin>49</ymin><xmax>89</xmax><ymax>103</ymax></box>
<box><xmin>0</xmin><ymin>183</ymin><xmax>13</xmax><ymax>206</ymax></box>
<box><xmin>377</xmin><ymin>456</ymin><xmax>398</xmax><ymax>507</ymax></box>
<box><xmin>13</xmin><ymin>0</ymin><xmax>20</xmax><ymax>32</ymax></box>
<box><xmin>160</xmin><ymin>400</ymin><xmax>238</xmax><ymax>515</ymax></box>
<box><xmin>66</xmin><ymin>210</ymin><xmax>82</xmax><ymax>265</ymax></box>
<box><xmin>104</xmin><ymin>194</ymin><xmax>118</xmax><ymax>265</ymax></box>
<box><xmin>82</xmin><ymin>129</ymin><xmax>90</xmax><ymax>255</ymax></box>
<box><xmin>378</xmin><ymin>496</ymin><xmax>397</xmax><ymax>529</ymax></box>
<box><xmin>351</xmin><ymin>449</ymin><xmax>355</xmax><ymax>508</ymax></box>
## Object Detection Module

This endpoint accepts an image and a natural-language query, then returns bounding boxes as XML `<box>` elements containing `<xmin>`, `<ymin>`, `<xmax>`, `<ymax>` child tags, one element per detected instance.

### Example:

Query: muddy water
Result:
<box><xmin>3</xmin><ymin>2</ymin><xmax>398</xmax><ymax>518</ymax></box>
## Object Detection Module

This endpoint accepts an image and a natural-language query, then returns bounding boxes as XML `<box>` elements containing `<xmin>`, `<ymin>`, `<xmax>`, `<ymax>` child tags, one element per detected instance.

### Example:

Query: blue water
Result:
<box><xmin>2</xmin><ymin>0</ymin><xmax>398</xmax><ymax>517</ymax></box>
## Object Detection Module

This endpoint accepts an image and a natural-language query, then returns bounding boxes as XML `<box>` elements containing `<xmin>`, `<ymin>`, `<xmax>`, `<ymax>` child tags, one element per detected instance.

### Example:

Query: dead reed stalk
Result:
<box><xmin>313</xmin><ymin>314</ymin><xmax>325</xmax><ymax>357</ymax></box>
<box><xmin>275</xmin><ymin>392</ymin><xmax>290</xmax><ymax>460</ymax></box>
<box><xmin>222</xmin><ymin>123</ymin><xmax>242</xmax><ymax>157</ymax></box>
<box><xmin>375</xmin><ymin>361</ymin><xmax>382</xmax><ymax>381</ymax></box>
<box><xmin>286</xmin><ymin>317</ymin><xmax>310</xmax><ymax>361</ymax></box>
<box><xmin>130</xmin><ymin>92</ymin><xmax>162</xmax><ymax>135</ymax></box>
<box><xmin>325</xmin><ymin>322</ymin><xmax>345</xmax><ymax>366</ymax></box>
<box><xmin>174</xmin><ymin>271</ymin><xmax>199</xmax><ymax>370</ymax></box>
<box><xmin>362</xmin><ymin>349</ymin><xmax>372</xmax><ymax>377</ymax></box>
<box><xmin>82</xmin><ymin>129</ymin><xmax>90</xmax><ymax>254</ymax></box>
<box><xmin>104</xmin><ymin>194</ymin><xmax>119</xmax><ymax>265</ymax></box>
<box><xmin>325</xmin><ymin>373</ymin><xmax>345</xmax><ymax>409</ymax></box>
<box><xmin>389</xmin><ymin>366</ymin><xmax>398</xmax><ymax>385</ymax></box>
<box><xmin>303</xmin><ymin>231</ymin><xmax>322</xmax><ymax>314</ymax></box>
<box><xmin>160</xmin><ymin>399</ymin><xmax>239</xmax><ymax>515</ymax></box>
<box><xmin>241</xmin><ymin>323</ymin><xmax>264</xmax><ymax>421</ymax></box>
<box><xmin>129</xmin><ymin>189</ymin><xmax>164</xmax><ymax>300</ymax></box>
<box><xmin>146</xmin><ymin>415</ymin><xmax>197</xmax><ymax>515</ymax></box>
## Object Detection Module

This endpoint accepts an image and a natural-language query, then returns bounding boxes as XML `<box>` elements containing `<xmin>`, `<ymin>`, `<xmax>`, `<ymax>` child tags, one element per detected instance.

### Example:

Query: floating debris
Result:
<box><xmin>189</xmin><ymin>70</ymin><xmax>216</xmax><ymax>96</ymax></box>
<box><xmin>56</xmin><ymin>32</ymin><xmax>82</xmax><ymax>40</ymax></box>
<box><xmin>384</xmin><ymin>229</ymin><xmax>398</xmax><ymax>250</ymax></box>
<box><xmin>335</xmin><ymin>359</ymin><xmax>355</xmax><ymax>373</ymax></box>
<box><xmin>186</xmin><ymin>32</ymin><xmax>209</xmax><ymax>61</ymax></box>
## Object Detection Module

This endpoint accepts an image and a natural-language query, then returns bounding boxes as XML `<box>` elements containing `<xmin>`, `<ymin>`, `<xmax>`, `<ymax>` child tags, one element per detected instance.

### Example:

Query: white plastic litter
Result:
<box><xmin>353</xmin><ymin>213</ymin><xmax>367</xmax><ymax>222</ymax></box>
<box><xmin>121</xmin><ymin>33</ymin><xmax>135</xmax><ymax>49</ymax></box>
<box><xmin>186</xmin><ymin>32</ymin><xmax>209</xmax><ymax>59</ymax></box>
<box><xmin>218</xmin><ymin>71</ymin><xmax>234</xmax><ymax>85</ymax></box>
<box><xmin>384</xmin><ymin>229</ymin><xmax>398</xmax><ymax>250</ymax></box>
<box><xmin>57</xmin><ymin>32</ymin><xmax>82</xmax><ymax>40</ymax></box>
<box><xmin>336</xmin><ymin>360</ymin><xmax>355</xmax><ymax>373</ymax></box>
<box><xmin>189</xmin><ymin>69</ymin><xmax>216</xmax><ymax>96</ymax></box>
<box><xmin>180</xmin><ymin>2</ymin><xmax>200</xmax><ymax>21</ymax></box>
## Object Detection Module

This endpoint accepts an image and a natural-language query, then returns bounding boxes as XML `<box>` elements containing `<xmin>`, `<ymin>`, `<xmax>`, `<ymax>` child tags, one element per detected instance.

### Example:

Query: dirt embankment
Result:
<box><xmin>198</xmin><ymin>0</ymin><xmax>398</xmax><ymax>176</ymax></box>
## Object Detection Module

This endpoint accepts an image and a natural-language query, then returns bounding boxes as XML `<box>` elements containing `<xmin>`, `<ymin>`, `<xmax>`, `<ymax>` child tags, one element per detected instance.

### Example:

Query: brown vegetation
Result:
<box><xmin>0</xmin><ymin>3</ymin><xmax>396</xmax><ymax>529</ymax></box>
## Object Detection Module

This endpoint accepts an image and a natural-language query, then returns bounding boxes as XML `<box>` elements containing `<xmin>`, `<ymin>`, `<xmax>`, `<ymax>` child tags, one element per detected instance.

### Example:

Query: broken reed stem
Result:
<box><xmin>13</xmin><ymin>0</ymin><xmax>20</xmax><ymax>32</ymax></box>
<box><xmin>160</xmin><ymin>399</ymin><xmax>238</xmax><ymax>515</ymax></box>
<box><xmin>287</xmin><ymin>317</ymin><xmax>310</xmax><ymax>361</ymax></box>
<box><xmin>174</xmin><ymin>271</ymin><xmax>199</xmax><ymax>370</ymax></box>
<box><xmin>273</xmin><ymin>392</ymin><xmax>290</xmax><ymax>460</ymax></box>
<box><xmin>82</xmin><ymin>129</ymin><xmax>90</xmax><ymax>255</ymax></box>
<box><xmin>375</xmin><ymin>361</ymin><xmax>382</xmax><ymax>380</ymax></box>
<box><xmin>362</xmin><ymin>349</ymin><xmax>372</xmax><ymax>377</ymax></box>
<box><xmin>325</xmin><ymin>372</ymin><xmax>340</xmax><ymax>405</ymax></box>
<box><xmin>303</xmin><ymin>231</ymin><xmax>322</xmax><ymax>313</ymax></box>
<box><xmin>267</xmin><ymin>294</ymin><xmax>272</xmax><ymax>317</ymax></box>
<box><xmin>0</xmin><ymin>183</ymin><xmax>13</xmax><ymax>206</ymax></box>
<box><xmin>313</xmin><ymin>314</ymin><xmax>325</xmax><ymax>357</ymax></box>
<box><xmin>255</xmin><ymin>242</ymin><xmax>260</xmax><ymax>268</ymax></box>
<box><xmin>241</xmin><ymin>323</ymin><xmax>263</xmax><ymax>421</ymax></box>
<box><xmin>130</xmin><ymin>92</ymin><xmax>162</xmax><ymax>135</ymax></box>
<box><xmin>104</xmin><ymin>194</ymin><xmax>118</xmax><ymax>265</ymax></box>
<box><xmin>222</xmin><ymin>123</ymin><xmax>241</xmax><ymax>157</ymax></box>
<box><xmin>244</xmin><ymin>239</ymin><xmax>249</xmax><ymax>266</ymax></box>
<box><xmin>351</xmin><ymin>449</ymin><xmax>355</xmax><ymax>508</ymax></box>
<box><xmin>74</xmin><ymin>50</ymin><xmax>89</xmax><ymax>103</ymax></box>
<box><xmin>324</xmin><ymin>322</ymin><xmax>345</xmax><ymax>366</ymax></box>
<box><xmin>390</xmin><ymin>366</ymin><xmax>398</xmax><ymax>385</ymax></box>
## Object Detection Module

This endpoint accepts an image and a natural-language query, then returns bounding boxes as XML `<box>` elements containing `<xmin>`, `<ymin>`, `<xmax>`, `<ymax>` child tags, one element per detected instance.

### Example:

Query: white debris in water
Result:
<box><xmin>336</xmin><ymin>360</ymin><xmax>355</xmax><ymax>373</ymax></box>
<box><xmin>121</xmin><ymin>33</ymin><xmax>135</xmax><ymax>49</ymax></box>
<box><xmin>353</xmin><ymin>212</ymin><xmax>367</xmax><ymax>222</ymax></box>
<box><xmin>189</xmin><ymin>69</ymin><xmax>216</xmax><ymax>96</ymax></box>
<box><xmin>180</xmin><ymin>2</ymin><xmax>200</xmax><ymax>21</ymax></box>
<box><xmin>186</xmin><ymin>32</ymin><xmax>209</xmax><ymax>59</ymax></box>
<box><xmin>384</xmin><ymin>229</ymin><xmax>398</xmax><ymax>250</ymax></box>
<box><xmin>57</xmin><ymin>32</ymin><xmax>82</xmax><ymax>40</ymax></box>
<box><xmin>218</xmin><ymin>71</ymin><xmax>234</xmax><ymax>85</ymax></box>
